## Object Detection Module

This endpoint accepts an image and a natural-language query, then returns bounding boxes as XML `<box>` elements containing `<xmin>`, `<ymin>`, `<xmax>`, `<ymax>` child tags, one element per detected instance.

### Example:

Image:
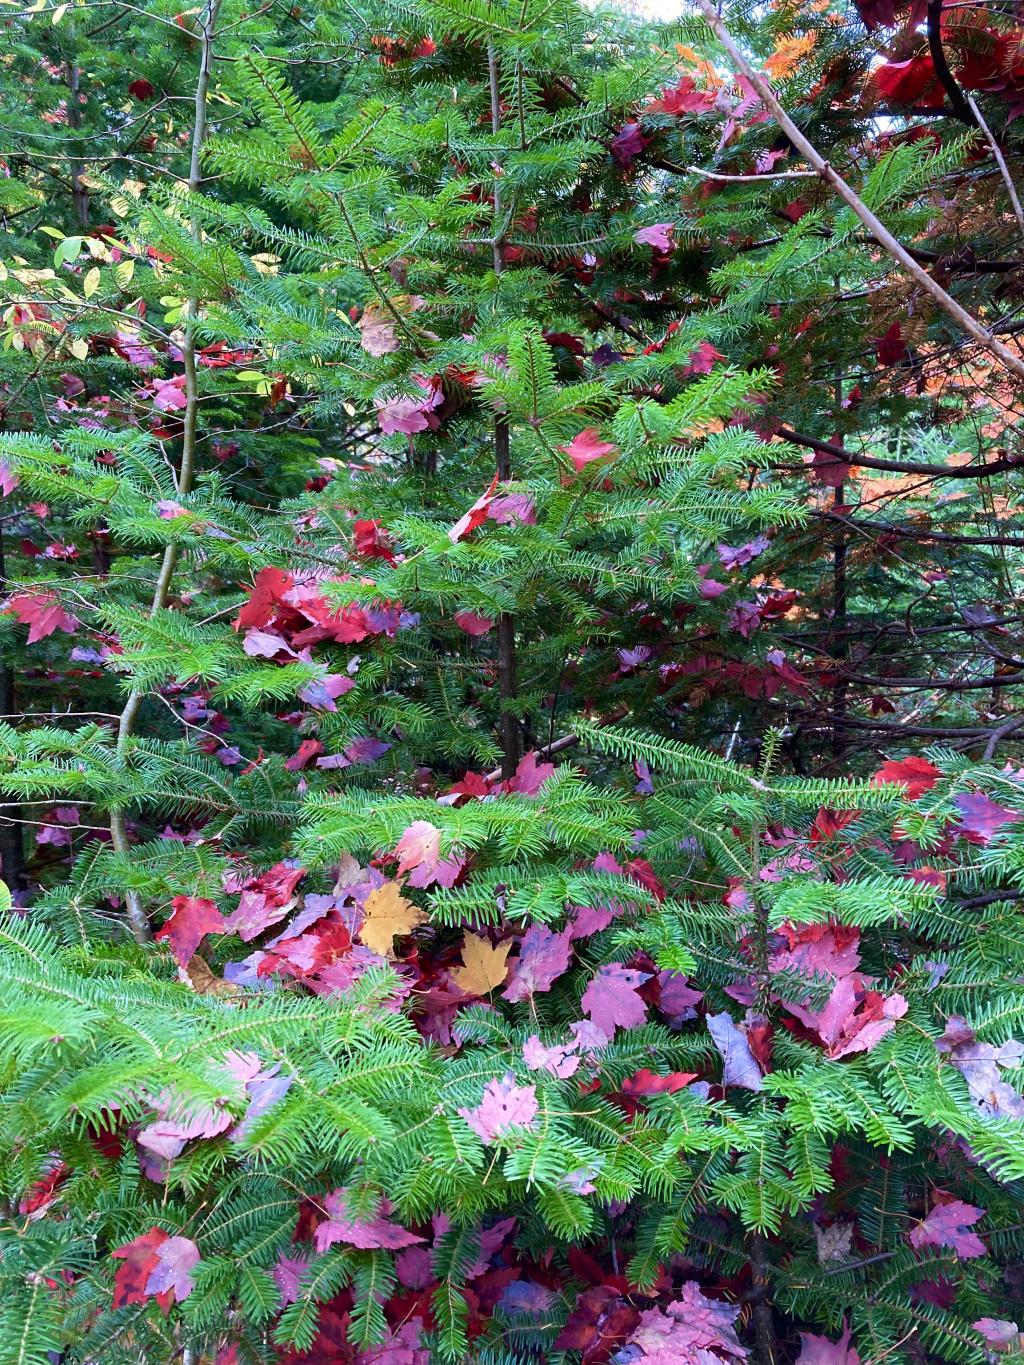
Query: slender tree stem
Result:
<box><xmin>830</xmin><ymin>367</ymin><xmax>847</xmax><ymax>759</ymax></box>
<box><xmin>0</xmin><ymin>527</ymin><xmax>24</xmax><ymax>894</ymax></box>
<box><xmin>67</xmin><ymin>62</ymin><xmax>90</xmax><ymax>228</ymax></box>
<box><xmin>694</xmin><ymin>0</ymin><xmax>1024</xmax><ymax>385</ymax></box>
<box><xmin>110</xmin><ymin>0</ymin><xmax>220</xmax><ymax>946</ymax></box>
<box><xmin>488</xmin><ymin>44</ymin><xmax>522</xmax><ymax>778</ymax></box>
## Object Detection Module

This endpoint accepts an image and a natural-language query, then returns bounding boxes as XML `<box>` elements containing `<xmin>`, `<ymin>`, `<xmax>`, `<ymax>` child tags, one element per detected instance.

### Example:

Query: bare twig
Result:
<box><xmin>967</xmin><ymin>94</ymin><xmax>1024</xmax><ymax>242</ymax></box>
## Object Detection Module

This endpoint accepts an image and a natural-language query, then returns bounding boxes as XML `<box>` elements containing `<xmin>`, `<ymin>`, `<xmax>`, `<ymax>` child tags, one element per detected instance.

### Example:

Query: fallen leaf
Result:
<box><xmin>451</xmin><ymin>933</ymin><xmax>512</xmax><ymax>995</ymax></box>
<box><xmin>359</xmin><ymin>882</ymin><xmax>425</xmax><ymax>955</ymax></box>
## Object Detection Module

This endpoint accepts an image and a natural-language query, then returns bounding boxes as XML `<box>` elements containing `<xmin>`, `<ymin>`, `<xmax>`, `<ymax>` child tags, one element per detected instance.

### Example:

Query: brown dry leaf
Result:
<box><xmin>450</xmin><ymin>933</ymin><xmax>512</xmax><ymax>995</ymax></box>
<box><xmin>181</xmin><ymin>955</ymin><xmax>239</xmax><ymax>997</ymax></box>
<box><xmin>333</xmin><ymin>853</ymin><xmax>363</xmax><ymax>892</ymax></box>
<box><xmin>360</xmin><ymin>882</ymin><xmax>426</xmax><ymax>956</ymax></box>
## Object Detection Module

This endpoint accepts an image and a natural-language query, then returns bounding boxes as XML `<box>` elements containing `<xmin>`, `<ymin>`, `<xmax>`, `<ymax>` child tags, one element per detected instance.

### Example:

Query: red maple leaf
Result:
<box><xmin>111</xmin><ymin>1228</ymin><xmax>173</xmax><ymax>1311</ymax></box>
<box><xmin>234</xmin><ymin>566</ymin><xmax>295</xmax><ymax>631</ymax></box>
<box><xmin>353</xmin><ymin>519</ymin><xmax>396</xmax><ymax>564</ymax></box>
<box><xmin>155</xmin><ymin>895</ymin><xmax>227</xmax><ymax>968</ymax></box>
<box><xmin>555</xmin><ymin>1285</ymin><xmax>640</xmax><ymax>1364</ymax></box>
<box><xmin>448</xmin><ymin>473</ymin><xmax>499</xmax><ymax>543</ymax></box>
<box><xmin>7</xmin><ymin>592</ymin><xmax>79</xmax><ymax>644</ymax></box>
<box><xmin>872</xmin><ymin>755</ymin><xmax>940</xmax><ymax>800</ymax></box>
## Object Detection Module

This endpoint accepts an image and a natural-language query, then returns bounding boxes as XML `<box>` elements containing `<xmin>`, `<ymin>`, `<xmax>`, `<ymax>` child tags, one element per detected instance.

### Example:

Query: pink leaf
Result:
<box><xmin>523</xmin><ymin>1034</ymin><xmax>580</xmax><ymax>1077</ymax></box>
<box><xmin>683</xmin><ymin>342</ymin><xmax>727</xmax><ymax>376</ymax></box>
<box><xmin>454</xmin><ymin>609</ymin><xmax>494</xmax><ymax>636</ymax></box>
<box><xmin>580</xmin><ymin>963</ymin><xmax>650</xmax><ymax>1040</ymax></box>
<box><xmin>634</xmin><ymin>223</ymin><xmax>674</xmax><ymax>252</ymax></box>
<box><xmin>358</xmin><ymin>303</ymin><xmax>400</xmax><ymax>358</ymax></box>
<box><xmin>502</xmin><ymin>750</ymin><xmax>555</xmax><ymax>795</ymax></box>
<box><xmin>624</xmin><ymin>1282</ymin><xmax>747</xmax><ymax>1363</ymax></box>
<box><xmin>145</xmin><ymin>1235</ymin><xmax>200</xmax><ymax>1301</ymax></box>
<box><xmin>909</xmin><ymin>1197</ymin><xmax>986</xmax><ymax>1258</ymax></box>
<box><xmin>314</xmin><ymin>1190</ymin><xmax>426</xmax><ymax>1253</ymax></box>
<box><xmin>394</xmin><ymin>820</ymin><xmax>442</xmax><ymax>877</ymax></box>
<box><xmin>488</xmin><ymin>492</ymin><xmax>536</xmax><ymax>525</ymax></box>
<box><xmin>243</xmin><ymin>628</ymin><xmax>296</xmax><ymax>659</ymax></box>
<box><xmin>503</xmin><ymin>925</ymin><xmax>573</xmax><ymax>1002</ymax></box>
<box><xmin>151</xmin><ymin>374</ymin><xmax>188</xmax><ymax>412</ymax></box>
<box><xmin>0</xmin><ymin>460</ymin><xmax>19</xmax><ymax>496</ymax></box>
<box><xmin>376</xmin><ymin>381</ymin><xmax>444</xmax><ymax>436</ymax></box>
<box><xmin>222</xmin><ymin>863</ymin><xmax>304</xmax><ymax>941</ymax></box>
<box><xmin>558</xmin><ymin>427</ymin><xmax>618</xmax><ymax>474</ymax></box>
<box><xmin>458</xmin><ymin>1074</ymin><xmax>539</xmax><ymax>1142</ymax></box>
<box><xmin>273</xmin><ymin>1254</ymin><xmax>311</xmax><ymax>1306</ymax></box>
<box><xmin>357</xmin><ymin>1316</ymin><xmax>430</xmax><ymax>1365</ymax></box>
<box><xmin>796</xmin><ymin>1323</ymin><xmax>861</xmax><ymax>1365</ymax></box>
<box><xmin>784</xmin><ymin>975</ymin><xmax>907</xmax><ymax>1059</ymax></box>
<box><xmin>973</xmin><ymin>1320</ymin><xmax>1019</xmax><ymax>1350</ymax></box>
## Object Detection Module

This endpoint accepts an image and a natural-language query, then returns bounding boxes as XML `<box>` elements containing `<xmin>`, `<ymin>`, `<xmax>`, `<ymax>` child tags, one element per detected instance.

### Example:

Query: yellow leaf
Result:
<box><xmin>83</xmin><ymin>267</ymin><xmax>100</xmax><ymax>299</ymax></box>
<box><xmin>451</xmin><ymin>933</ymin><xmax>512</xmax><ymax>996</ymax></box>
<box><xmin>359</xmin><ymin>882</ymin><xmax>425</xmax><ymax>956</ymax></box>
<box><xmin>70</xmin><ymin>337</ymin><xmax>89</xmax><ymax>360</ymax></box>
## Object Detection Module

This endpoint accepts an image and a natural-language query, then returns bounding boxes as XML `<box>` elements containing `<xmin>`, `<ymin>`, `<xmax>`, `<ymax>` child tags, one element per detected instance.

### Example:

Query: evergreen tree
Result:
<box><xmin>0</xmin><ymin>0</ymin><xmax>1023</xmax><ymax>1361</ymax></box>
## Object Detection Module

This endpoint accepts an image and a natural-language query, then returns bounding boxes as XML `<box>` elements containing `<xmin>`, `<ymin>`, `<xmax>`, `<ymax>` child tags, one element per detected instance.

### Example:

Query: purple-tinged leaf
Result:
<box><xmin>953</xmin><ymin>792</ymin><xmax>1022</xmax><ymax>842</ymax></box>
<box><xmin>298</xmin><ymin>673</ymin><xmax>355</xmax><ymax>711</ymax></box>
<box><xmin>634</xmin><ymin>223</ymin><xmax>674</xmax><ymax>252</ymax></box>
<box><xmin>796</xmin><ymin>1322</ymin><xmax>861</xmax><ymax>1365</ymax></box>
<box><xmin>580</xmin><ymin>964</ymin><xmax>650</xmax><ymax>1040</ymax></box>
<box><xmin>488</xmin><ymin>492</ymin><xmax>536</xmax><ymax>525</ymax></box>
<box><xmin>624</xmin><ymin>1281</ymin><xmax>747</xmax><ymax>1362</ymax></box>
<box><xmin>395</xmin><ymin>1245</ymin><xmax>434</xmax><ymax>1290</ymax></box>
<box><xmin>718</xmin><ymin>534</ymin><xmax>770</xmax><ymax>572</ymax></box>
<box><xmin>314</xmin><ymin>1190</ymin><xmax>425</xmax><ymax>1253</ymax></box>
<box><xmin>503</xmin><ymin>925</ymin><xmax>572</xmax><ymax>1002</ymax></box>
<box><xmin>144</xmin><ymin>1236</ymin><xmax>200</xmax><ymax>1301</ymax></box>
<box><xmin>707</xmin><ymin>1011</ymin><xmax>763</xmax><ymax>1091</ymax></box>
<box><xmin>973</xmin><ymin>1320</ymin><xmax>1019</xmax><ymax>1350</ymax></box>
<box><xmin>909</xmin><ymin>1197</ymin><xmax>986</xmax><ymax>1258</ymax></box>
<box><xmin>243</xmin><ymin>628</ymin><xmax>297</xmax><ymax>659</ymax></box>
<box><xmin>273</xmin><ymin>1253</ymin><xmax>310</xmax><ymax>1307</ymax></box>
<box><xmin>498</xmin><ymin>1280</ymin><xmax>557</xmax><ymax>1316</ymax></box>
